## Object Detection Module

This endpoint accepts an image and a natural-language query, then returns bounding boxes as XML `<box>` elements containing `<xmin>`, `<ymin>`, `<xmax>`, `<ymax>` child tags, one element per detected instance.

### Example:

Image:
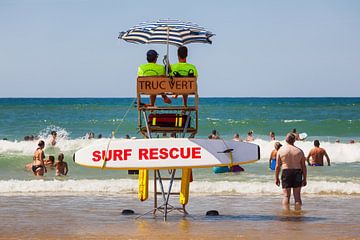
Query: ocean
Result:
<box><xmin>0</xmin><ymin>97</ymin><xmax>359</xmax><ymax>239</ymax></box>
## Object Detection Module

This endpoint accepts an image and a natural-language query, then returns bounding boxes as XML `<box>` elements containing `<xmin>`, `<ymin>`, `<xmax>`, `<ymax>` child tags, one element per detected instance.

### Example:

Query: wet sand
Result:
<box><xmin>0</xmin><ymin>193</ymin><xmax>359</xmax><ymax>239</ymax></box>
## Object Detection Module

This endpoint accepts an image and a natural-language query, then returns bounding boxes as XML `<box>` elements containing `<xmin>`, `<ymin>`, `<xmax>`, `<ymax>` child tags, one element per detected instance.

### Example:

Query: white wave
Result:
<box><xmin>0</xmin><ymin>179</ymin><xmax>359</xmax><ymax>196</ymax></box>
<box><xmin>1</xmin><ymin>138</ymin><xmax>359</xmax><ymax>163</ymax></box>
<box><xmin>253</xmin><ymin>139</ymin><xmax>360</xmax><ymax>163</ymax></box>
<box><xmin>282</xmin><ymin>119</ymin><xmax>305</xmax><ymax>123</ymax></box>
<box><xmin>0</xmin><ymin>138</ymin><xmax>113</xmax><ymax>155</ymax></box>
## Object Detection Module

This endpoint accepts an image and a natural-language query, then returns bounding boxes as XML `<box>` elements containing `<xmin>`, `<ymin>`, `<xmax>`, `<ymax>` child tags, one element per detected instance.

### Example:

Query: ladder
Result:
<box><xmin>136</xmin><ymin>76</ymin><xmax>198</xmax><ymax>220</ymax></box>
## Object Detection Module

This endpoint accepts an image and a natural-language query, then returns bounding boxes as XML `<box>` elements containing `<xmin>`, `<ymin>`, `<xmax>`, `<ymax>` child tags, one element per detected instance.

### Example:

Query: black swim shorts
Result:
<box><xmin>281</xmin><ymin>169</ymin><xmax>303</xmax><ymax>189</ymax></box>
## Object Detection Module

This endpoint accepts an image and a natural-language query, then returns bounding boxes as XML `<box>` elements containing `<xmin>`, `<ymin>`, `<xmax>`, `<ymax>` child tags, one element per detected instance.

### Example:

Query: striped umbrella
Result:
<box><xmin>119</xmin><ymin>19</ymin><xmax>214</xmax><ymax>74</ymax></box>
<box><xmin>118</xmin><ymin>19</ymin><xmax>214</xmax><ymax>47</ymax></box>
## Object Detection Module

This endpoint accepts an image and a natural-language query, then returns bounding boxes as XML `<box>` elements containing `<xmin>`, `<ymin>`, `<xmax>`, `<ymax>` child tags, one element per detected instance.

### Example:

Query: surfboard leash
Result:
<box><xmin>101</xmin><ymin>98</ymin><xmax>137</xmax><ymax>169</ymax></box>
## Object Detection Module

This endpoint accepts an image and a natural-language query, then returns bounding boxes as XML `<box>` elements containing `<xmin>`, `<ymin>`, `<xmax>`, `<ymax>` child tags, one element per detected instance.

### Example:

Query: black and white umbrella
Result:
<box><xmin>118</xmin><ymin>19</ymin><xmax>214</xmax><ymax>72</ymax></box>
<box><xmin>119</xmin><ymin>19</ymin><xmax>214</xmax><ymax>46</ymax></box>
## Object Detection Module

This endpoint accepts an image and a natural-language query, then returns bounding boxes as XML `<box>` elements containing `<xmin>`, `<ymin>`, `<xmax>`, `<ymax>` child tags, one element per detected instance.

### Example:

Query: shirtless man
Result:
<box><xmin>32</xmin><ymin>140</ymin><xmax>47</xmax><ymax>176</ymax></box>
<box><xmin>307</xmin><ymin>140</ymin><xmax>330</xmax><ymax>166</ymax></box>
<box><xmin>275</xmin><ymin>133</ymin><xmax>307</xmax><ymax>210</ymax></box>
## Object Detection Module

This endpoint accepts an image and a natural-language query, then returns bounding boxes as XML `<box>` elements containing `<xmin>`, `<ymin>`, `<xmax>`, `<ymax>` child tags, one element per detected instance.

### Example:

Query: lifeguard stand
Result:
<box><xmin>136</xmin><ymin>76</ymin><xmax>198</xmax><ymax>220</ymax></box>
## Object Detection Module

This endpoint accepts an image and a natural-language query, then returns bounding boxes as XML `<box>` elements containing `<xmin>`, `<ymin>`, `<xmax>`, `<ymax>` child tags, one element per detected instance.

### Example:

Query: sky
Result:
<box><xmin>0</xmin><ymin>0</ymin><xmax>359</xmax><ymax>97</ymax></box>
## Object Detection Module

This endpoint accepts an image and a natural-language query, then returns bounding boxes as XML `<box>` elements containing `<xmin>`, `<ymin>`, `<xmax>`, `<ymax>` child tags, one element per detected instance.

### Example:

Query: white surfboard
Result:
<box><xmin>73</xmin><ymin>138</ymin><xmax>260</xmax><ymax>170</ymax></box>
<box><xmin>299</xmin><ymin>132</ymin><xmax>308</xmax><ymax>140</ymax></box>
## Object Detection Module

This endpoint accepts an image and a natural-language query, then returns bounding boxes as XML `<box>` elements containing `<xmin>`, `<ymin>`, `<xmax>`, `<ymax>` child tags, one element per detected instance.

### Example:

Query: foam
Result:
<box><xmin>0</xmin><ymin>179</ymin><xmax>359</xmax><ymax>196</ymax></box>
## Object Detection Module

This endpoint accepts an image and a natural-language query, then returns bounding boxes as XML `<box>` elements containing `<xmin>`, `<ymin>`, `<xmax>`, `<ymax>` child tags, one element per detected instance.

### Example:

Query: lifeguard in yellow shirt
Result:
<box><xmin>138</xmin><ymin>49</ymin><xmax>172</xmax><ymax>106</ymax></box>
<box><xmin>170</xmin><ymin>46</ymin><xmax>198</xmax><ymax>107</ymax></box>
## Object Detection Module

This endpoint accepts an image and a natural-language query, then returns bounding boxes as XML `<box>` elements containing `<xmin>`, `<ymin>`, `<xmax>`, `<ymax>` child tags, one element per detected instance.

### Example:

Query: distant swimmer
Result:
<box><xmin>246</xmin><ymin>131</ymin><xmax>254</xmax><ymax>142</ymax></box>
<box><xmin>269</xmin><ymin>142</ymin><xmax>282</xmax><ymax>171</ymax></box>
<box><xmin>55</xmin><ymin>153</ymin><xmax>68</xmax><ymax>176</ymax></box>
<box><xmin>233</xmin><ymin>133</ymin><xmax>242</xmax><ymax>141</ymax></box>
<box><xmin>32</xmin><ymin>140</ymin><xmax>47</xmax><ymax>176</ymax></box>
<box><xmin>210</xmin><ymin>129</ymin><xmax>220</xmax><ymax>139</ymax></box>
<box><xmin>306</xmin><ymin>140</ymin><xmax>330</xmax><ymax>166</ymax></box>
<box><xmin>292</xmin><ymin>128</ymin><xmax>300</xmax><ymax>141</ymax></box>
<box><xmin>275</xmin><ymin>133</ymin><xmax>307</xmax><ymax>210</ymax></box>
<box><xmin>50</xmin><ymin>131</ymin><xmax>57</xmax><ymax>146</ymax></box>
<box><xmin>269</xmin><ymin>131</ymin><xmax>276</xmax><ymax>141</ymax></box>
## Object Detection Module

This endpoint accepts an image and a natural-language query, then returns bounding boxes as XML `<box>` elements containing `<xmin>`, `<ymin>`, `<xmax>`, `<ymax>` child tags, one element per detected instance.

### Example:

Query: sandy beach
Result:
<box><xmin>1</xmin><ymin>193</ymin><xmax>359</xmax><ymax>240</ymax></box>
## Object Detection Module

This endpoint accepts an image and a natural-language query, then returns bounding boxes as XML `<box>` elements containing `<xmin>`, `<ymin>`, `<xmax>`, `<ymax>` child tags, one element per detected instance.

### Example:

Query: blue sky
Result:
<box><xmin>0</xmin><ymin>0</ymin><xmax>359</xmax><ymax>97</ymax></box>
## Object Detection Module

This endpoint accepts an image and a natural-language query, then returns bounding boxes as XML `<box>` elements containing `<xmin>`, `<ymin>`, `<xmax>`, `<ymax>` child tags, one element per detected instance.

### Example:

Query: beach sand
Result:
<box><xmin>0</xmin><ymin>193</ymin><xmax>359</xmax><ymax>240</ymax></box>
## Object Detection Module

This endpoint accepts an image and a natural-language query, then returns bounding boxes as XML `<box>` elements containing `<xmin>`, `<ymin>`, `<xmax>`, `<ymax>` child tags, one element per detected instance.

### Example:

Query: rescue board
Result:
<box><xmin>73</xmin><ymin>138</ymin><xmax>260</xmax><ymax>169</ymax></box>
<box><xmin>299</xmin><ymin>132</ymin><xmax>308</xmax><ymax>140</ymax></box>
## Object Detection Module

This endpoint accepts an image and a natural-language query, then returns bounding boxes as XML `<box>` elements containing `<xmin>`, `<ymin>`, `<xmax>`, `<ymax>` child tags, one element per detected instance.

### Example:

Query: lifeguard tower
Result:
<box><xmin>136</xmin><ymin>76</ymin><xmax>198</xmax><ymax>220</ymax></box>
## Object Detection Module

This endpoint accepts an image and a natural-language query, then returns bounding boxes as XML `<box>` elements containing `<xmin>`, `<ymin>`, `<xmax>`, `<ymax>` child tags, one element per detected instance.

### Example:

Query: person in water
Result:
<box><xmin>269</xmin><ymin>131</ymin><xmax>276</xmax><ymax>141</ymax></box>
<box><xmin>210</xmin><ymin>129</ymin><xmax>220</xmax><ymax>139</ymax></box>
<box><xmin>138</xmin><ymin>49</ymin><xmax>171</xmax><ymax>106</ymax></box>
<box><xmin>233</xmin><ymin>133</ymin><xmax>242</xmax><ymax>141</ymax></box>
<box><xmin>275</xmin><ymin>133</ymin><xmax>307</xmax><ymax>210</ymax></box>
<box><xmin>269</xmin><ymin>142</ymin><xmax>282</xmax><ymax>170</ymax></box>
<box><xmin>44</xmin><ymin>155</ymin><xmax>55</xmax><ymax>168</ymax></box>
<box><xmin>32</xmin><ymin>140</ymin><xmax>47</xmax><ymax>176</ymax></box>
<box><xmin>55</xmin><ymin>153</ymin><xmax>68</xmax><ymax>176</ymax></box>
<box><xmin>306</xmin><ymin>140</ymin><xmax>331</xmax><ymax>166</ymax></box>
<box><xmin>170</xmin><ymin>46</ymin><xmax>198</xmax><ymax>107</ymax></box>
<box><xmin>292</xmin><ymin>128</ymin><xmax>300</xmax><ymax>141</ymax></box>
<box><xmin>246</xmin><ymin>131</ymin><xmax>254</xmax><ymax>142</ymax></box>
<box><xmin>50</xmin><ymin>131</ymin><xmax>57</xmax><ymax>146</ymax></box>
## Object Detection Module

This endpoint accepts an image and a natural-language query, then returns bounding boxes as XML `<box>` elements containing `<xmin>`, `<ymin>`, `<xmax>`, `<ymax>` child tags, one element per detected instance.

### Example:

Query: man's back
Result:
<box><xmin>308</xmin><ymin>147</ymin><xmax>327</xmax><ymax>165</ymax></box>
<box><xmin>277</xmin><ymin>144</ymin><xmax>305</xmax><ymax>169</ymax></box>
<box><xmin>170</xmin><ymin>62</ymin><xmax>198</xmax><ymax>77</ymax></box>
<box><xmin>138</xmin><ymin>63</ymin><xmax>165</xmax><ymax>76</ymax></box>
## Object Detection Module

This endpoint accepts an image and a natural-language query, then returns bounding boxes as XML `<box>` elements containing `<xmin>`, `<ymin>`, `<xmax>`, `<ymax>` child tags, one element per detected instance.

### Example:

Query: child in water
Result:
<box><xmin>55</xmin><ymin>153</ymin><xmax>68</xmax><ymax>176</ymax></box>
<box><xmin>44</xmin><ymin>155</ymin><xmax>55</xmax><ymax>168</ymax></box>
<box><xmin>269</xmin><ymin>142</ymin><xmax>282</xmax><ymax>170</ymax></box>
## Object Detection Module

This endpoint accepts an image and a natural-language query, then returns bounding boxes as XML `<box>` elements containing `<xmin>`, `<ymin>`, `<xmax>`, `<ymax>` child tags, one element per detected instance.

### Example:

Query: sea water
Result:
<box><xmin>0</xmin><ymin>97</ymin><xmax>359</xmax><ymax>239</ymax></box>
<box><xmin>0</xmin><ymin>97</ymin><xmax>359</xmax><ymax>195</ymax></box>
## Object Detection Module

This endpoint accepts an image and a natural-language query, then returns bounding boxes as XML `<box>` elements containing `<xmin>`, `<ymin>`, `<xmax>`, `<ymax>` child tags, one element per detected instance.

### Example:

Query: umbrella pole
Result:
<box><xmin>166</xmin><ymin>27</ymin><xmax>170</xmax><ymax>76</ymax></box>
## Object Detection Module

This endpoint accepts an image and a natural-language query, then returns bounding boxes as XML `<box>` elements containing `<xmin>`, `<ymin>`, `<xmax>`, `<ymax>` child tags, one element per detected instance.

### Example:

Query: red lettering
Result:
<box><xmin>159</xmin><ymin>148</ymin><xmax>168</xmax><ymax>159</ymax></box>
<box><xmin>180</xmin><ymin>147</ymin><xmax>191</xmax><ymax>159</ymax></box>
<box><xmin>92</xmin><ymin>150</ymin><xmax>101</xmax><ymax>161</ymax></box>
<box><xmin>149</xmin><ymin>148</ymin><xmax>159</xmax><ymax>160</ymax></box>
<box><xmin>192</xmin><ymin>147</ymin><xmax>201</xmax><ymax>159</ymax></box>
<box><xmin>113</xmin><ymin>149</ymin><xmax>122</xmax><ymax>160</ymax></box>
<box><xmin>169</xmin><ymin>148</ymin><xmax>179</xmax><ymax>159</ymax></box>
<box><xmin>123</xmin><ymin>149</ymin><xmax>131</xmax><ymax>160</ymax></box>
<box><xmin>139</xmin><ymin>149</ymin><xmax>149</xmax><ymax>160</ymax></box>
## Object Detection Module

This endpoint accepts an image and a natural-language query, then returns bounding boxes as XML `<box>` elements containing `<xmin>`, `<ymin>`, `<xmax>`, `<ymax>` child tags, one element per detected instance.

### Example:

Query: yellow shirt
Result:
<box><xmin>137</xmin><ymin>63</ymin><xmax>165</xmax><ymax>76</ymax></box>
<box><xmin>170</xmin><ymin>62</ymin><xmax>198</xmax><ymax>77</ymax></box>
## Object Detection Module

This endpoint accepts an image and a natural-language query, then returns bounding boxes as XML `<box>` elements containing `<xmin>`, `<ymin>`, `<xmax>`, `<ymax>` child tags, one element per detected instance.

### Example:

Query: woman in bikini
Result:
<box><xmin>32</xmin><ymin>140</ymin><xmax>47</xmax><ymax>176</ymax></box>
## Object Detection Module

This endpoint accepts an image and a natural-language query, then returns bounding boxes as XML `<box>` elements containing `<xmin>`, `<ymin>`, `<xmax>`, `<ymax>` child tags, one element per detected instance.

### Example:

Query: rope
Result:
<box><xmin>101</xmin><ymin>98</ymin><xmax>137</xmax><ymax>169</ymax></box>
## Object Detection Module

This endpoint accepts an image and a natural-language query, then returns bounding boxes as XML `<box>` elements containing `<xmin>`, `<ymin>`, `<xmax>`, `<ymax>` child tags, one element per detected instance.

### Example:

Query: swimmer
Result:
<box><xmin>233</xmin><ymin>133</ymin><xmax>242</xmax><ymax>141</ymax></box>
<box><xmin>275</xmin><ymin>133</ymin><xmax>307</xmax><ymax>210</ymax></box>
<box><xmin>50</xmin><ymin>131</ymin><xmax>57</xmax><ymax>146</ymax></box>
<box><xmin>210</xmin><ymin>130</ymin><xmax>220</xmax><ymax>139</ymax></box>
<box><xmin>246</xmin><ymin>131</ymin><xmax>254</xmax><ymax>142</ymax></box>
<box><xmin>269</xmin><ymin>142</ymin><xmax>282</xmax><ymax>170</ymax></box>
<box><xmin>32</xmin><ymin>140</ymin><xmax>47</xmax><ymax>176</ymax></box>
<box><xmin>55</xmin><ymin>153</ymin><xmax>68</xmax><ymax>176</ymax></box>
<box><xmin>306</xmin><ymin>140</ymin><xmax>330</xmax><ymax>166</ymax></box>
<box><xmin>44</xmin><ymin>155</ymin><xmax>55</xmax><ymax>168</ymax></box>
<box><xmin>269</xmin><ymin>131</ymin><xmax>276</xmax><ymax>141</ymax></box>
